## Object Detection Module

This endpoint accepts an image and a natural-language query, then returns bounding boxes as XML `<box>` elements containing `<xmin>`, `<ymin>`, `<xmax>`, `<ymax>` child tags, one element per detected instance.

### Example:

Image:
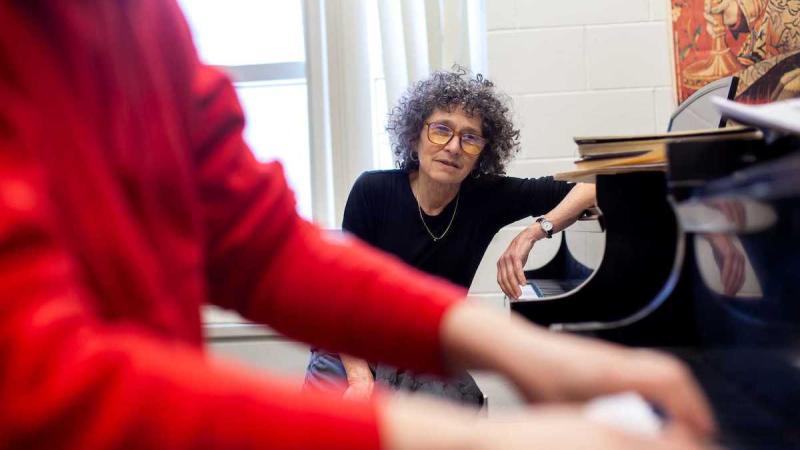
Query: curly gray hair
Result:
<box><xmin>386</xmin><ymin>66</ymin><xmax>520</xmax><ymax>176</ymax></box>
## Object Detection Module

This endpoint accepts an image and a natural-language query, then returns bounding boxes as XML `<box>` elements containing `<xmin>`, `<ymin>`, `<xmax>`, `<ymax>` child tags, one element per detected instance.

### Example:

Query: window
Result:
<box><xmin>177</xmin><ymin>0</ymin><xmax>312</xmax><ymax>218</ymax></box>
<box><xmin>366</xmin><ymin>2</ymin><xmax>395</xmax><ymax>170</ymax></box>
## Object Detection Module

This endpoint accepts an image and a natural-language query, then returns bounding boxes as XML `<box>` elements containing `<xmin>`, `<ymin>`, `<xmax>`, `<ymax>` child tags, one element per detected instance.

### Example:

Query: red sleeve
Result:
<box><xmin>0</xmin><ymin>1</ymin><xmax>412</xmax><ymax>449</ymax></box>
<box><xmin>192</xmin><ymin>66</ymin><xmax>466</xmax><ymax>375</ymax></box>
<box><xmin>0</xmin><ymin>128</ymin><xmax>384</xmax><ymax>449</ymax></box>
<box><xmin>0</xmin><ymin>1</ymin><xmax>465</xmax><ymax>448</ymax></box>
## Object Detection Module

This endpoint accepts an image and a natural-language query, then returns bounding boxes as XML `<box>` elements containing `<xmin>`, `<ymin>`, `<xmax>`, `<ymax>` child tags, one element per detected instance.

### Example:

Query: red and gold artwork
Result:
<box><xmin>671</xmin><ymin>0</ymin><xmax>800</xmax><ymax>104</ymax></box>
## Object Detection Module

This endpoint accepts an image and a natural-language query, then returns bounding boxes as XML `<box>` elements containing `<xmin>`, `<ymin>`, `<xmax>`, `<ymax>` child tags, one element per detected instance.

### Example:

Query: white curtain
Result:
<box><xmin>303</xmin><ymin>0</ymin><xmax>485</xmax><ymax>227</ymax></box>
<box><xmin>379</xmin><ymin>0</ymin><xmax>486</xmax><ymax>116</ymax></box>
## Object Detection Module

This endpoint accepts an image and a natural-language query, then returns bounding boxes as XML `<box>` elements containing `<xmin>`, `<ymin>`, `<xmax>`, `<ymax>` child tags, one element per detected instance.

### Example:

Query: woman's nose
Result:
<box><xmin>443</xmin><ymin>135</ymin><xmax>461</xmax><ymax>154</ymax></box>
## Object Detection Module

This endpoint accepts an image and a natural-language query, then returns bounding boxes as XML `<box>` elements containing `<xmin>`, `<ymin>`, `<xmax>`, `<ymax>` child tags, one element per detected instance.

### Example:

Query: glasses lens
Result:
<box><xmin>461</xmin><ymin>134</ymin><xmax>486</xmax><ymax>155</ymax></box>
<box><xmin>428</xmin><ymin>123</ymin><xmax>453</xmax><ymax>145</ymax></box>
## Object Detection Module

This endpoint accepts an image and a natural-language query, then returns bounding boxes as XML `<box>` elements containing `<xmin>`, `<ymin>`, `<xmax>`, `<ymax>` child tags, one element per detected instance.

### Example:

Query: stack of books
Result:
<box><xmin>555</xmin><ymin>126</ymin><xmax>762</xmax><ymax>182</ymax></box>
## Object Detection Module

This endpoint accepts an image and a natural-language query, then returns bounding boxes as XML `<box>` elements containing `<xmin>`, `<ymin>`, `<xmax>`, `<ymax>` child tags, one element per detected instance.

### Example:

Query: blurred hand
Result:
<box><xmin>474</xmin><ymin>407</ymin><xmax>712</xmax><ymax>450</ymax></box>
<box><xmin>382</xmin><ymin>395</ymin><xmax>714</xmax><ymax>450</ymax></box>
<box><xmin>441</xmin><ymin>304</ymin><xmax>717</xmax><ymax>440</ymax></box>
<box><xmin>497</xmin><ymin>226</ymin><xmax>541</xmax><ymax>299</ymax></box>
<box><xmin>511</xmin><ymin>335</ymin><xmax>715</xmax><ymax>439</ymax></box>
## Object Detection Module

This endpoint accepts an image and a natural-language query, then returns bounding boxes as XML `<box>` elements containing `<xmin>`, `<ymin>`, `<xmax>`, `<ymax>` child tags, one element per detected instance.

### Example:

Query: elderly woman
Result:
<box><xmin>305</xmin><ymin>68</ymin><xmax>596</xmax><ymax>404</ymax></box>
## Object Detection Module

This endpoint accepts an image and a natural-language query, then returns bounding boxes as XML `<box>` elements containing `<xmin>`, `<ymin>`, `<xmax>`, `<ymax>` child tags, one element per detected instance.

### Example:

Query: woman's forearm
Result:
<box><xmin>545</xmin><ymin>182</ymin><xmax>596</xmax><ymax>234</ymax></box>
<box><xmin>340</xmin><ymin>354</ymin><xmax>374</xmax><ymax>384</ymax></box>
<box><xmin>516</xmin><ymin>183</ymin><xmax>595</xmax><ymax>243</ymax></box>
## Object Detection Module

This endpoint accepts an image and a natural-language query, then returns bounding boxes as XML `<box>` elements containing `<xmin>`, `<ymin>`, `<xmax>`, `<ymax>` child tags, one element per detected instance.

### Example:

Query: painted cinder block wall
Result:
<box><xmin>469</xmin><ymin>0</ymin><xmax>676</xmax><ymax>306</ymax></box>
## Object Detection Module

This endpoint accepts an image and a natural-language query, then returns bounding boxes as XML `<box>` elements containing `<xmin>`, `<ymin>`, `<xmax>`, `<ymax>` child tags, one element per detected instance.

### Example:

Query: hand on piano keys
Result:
<box><xmin>383</xmin><ymin>394</ymin><xmax>712</xmax><ymax>450</ymax></box>
<box><xmin>454</xmin><ymin>404</ymin><xmax>709</xmax><ymax>450</ymax></box>
<box><xmin>442</xmin><ymin>302</ymin><xmax>718</xmax><ymax>441</ymax></box>
<box><xmin>584</xmin><ymin>391</ymin><xmax>664</xmax><ymax>436</ymax></box>
<box><xmin>509</xmin><ymin>329</ymin><xmax>717</xmax><ymax>438</ymax></box>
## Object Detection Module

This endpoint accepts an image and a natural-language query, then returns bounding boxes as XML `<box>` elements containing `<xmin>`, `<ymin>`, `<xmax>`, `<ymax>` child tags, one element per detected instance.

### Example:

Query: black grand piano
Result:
<box><xmin>512</xmin><ymin>132</ymin><xmax>800</xmax><ymax>449</ymax></box>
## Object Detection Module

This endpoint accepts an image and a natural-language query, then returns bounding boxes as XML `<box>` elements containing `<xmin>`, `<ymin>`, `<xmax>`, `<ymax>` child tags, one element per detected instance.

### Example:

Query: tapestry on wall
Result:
<box><xmin>671</xmin><ymin>0</ymin><xmax>800</xmax><ymax>104</ymax></box>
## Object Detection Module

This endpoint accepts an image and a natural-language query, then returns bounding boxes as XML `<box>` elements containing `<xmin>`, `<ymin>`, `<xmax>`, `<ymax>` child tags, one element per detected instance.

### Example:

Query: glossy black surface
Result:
<box><xmin>513</xmin><ymin>171</ymin><xmax>690</xmax><ymax>343</ymax></box>
<box><xmin>512</xmin><ymin>138</ymin><xmax>800</xmax><ymax>449</ymax></box>
<box><xmin>674</xmin><ymin>152</ymin><xmax>800</xmax><ymax>449</ymax></box>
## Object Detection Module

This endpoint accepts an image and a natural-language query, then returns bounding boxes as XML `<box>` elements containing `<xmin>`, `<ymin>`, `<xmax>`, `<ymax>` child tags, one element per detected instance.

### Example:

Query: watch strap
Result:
<box><xmin>535</xmin><ymin>216</ymin><xmax>553</xmax><ymax>239</ymax></box>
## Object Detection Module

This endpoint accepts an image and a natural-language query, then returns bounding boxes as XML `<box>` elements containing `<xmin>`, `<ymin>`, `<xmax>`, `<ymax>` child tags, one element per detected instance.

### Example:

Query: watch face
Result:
<box><xmin>542</xmin><ymin>221</ymin><xmax>553</xmax><ymax>232</ymax></box>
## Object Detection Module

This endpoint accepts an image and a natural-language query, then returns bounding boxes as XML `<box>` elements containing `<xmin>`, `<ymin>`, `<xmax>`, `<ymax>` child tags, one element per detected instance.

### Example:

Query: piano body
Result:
<box><xmin>512</xmin><ymin>135</ymin><xmax>800</xmax><ymax>449</ymax></box>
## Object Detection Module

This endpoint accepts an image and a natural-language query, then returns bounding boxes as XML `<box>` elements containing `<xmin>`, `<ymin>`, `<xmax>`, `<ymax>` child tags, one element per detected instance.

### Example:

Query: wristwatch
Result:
<box><xmin>535</xmin><ymin>216</ymin><xmax>554</xmax><ymax>239</ymax></box>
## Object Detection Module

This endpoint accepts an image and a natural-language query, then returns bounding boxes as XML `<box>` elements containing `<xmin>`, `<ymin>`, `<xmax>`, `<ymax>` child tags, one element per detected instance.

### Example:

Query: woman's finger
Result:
<box><xmin>513</xmin><ymin>256</ymin><xmax>526</xmax><ymax>288</ymax></box>
<box><xmin>498</xmin><ymin>258</ymin><xmax>514</xmax><ymax>298</ymax></box>
<box><xmin>629</xmin><ymin>353</ymin><xmax>717</xmax><ymax>438</ymax></box>
<box><xmin>504</xmin><ymin>257</ymin><xmax>521</xmax><ymax>298</ymax></box>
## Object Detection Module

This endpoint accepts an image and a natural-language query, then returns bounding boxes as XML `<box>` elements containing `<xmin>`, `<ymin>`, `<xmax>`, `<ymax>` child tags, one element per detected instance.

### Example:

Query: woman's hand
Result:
<box><xmin>381</xmin><ymin>395</ymin><xmax>713</xmax><ymax>450</ymax></box>
<box><xmin>472</xmin><ymin>407</ymin><xmax>711</xmax><ymax>450</ymax></box>
<box><xmin>497</xmin><ymin>182</ymin><xmax>596</xmax><ymax>299</ymax></box>
<box><xmin>343</xmin><ymin>379</ymin><xmax>374</xmax><ymax>400</ymax></box>
<box><xmin>441</xmin><ymin>302</ymin><xmax>717</xmax><ymax>439</ymax></box>
<box><xmin>497</xmin><ymin>225</ymin><xmax>542</xmax><ymax>299</ymax></box>
<box><xmin>340</xmin><ymin>354</ymin><xmax>375</xmax><ymax>400</ymax></box>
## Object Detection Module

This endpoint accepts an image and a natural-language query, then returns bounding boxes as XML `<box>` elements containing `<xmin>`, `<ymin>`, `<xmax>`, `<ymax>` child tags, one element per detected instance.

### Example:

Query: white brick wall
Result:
<box><xmin>471</xmin><ymin>0</ymin><xmax>676</xmax><ymax>302</ymax></box>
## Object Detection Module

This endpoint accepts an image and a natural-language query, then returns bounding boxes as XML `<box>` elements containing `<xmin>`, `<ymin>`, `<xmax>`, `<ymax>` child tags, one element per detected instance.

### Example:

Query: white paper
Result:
<box><xmin>712</xmin><ymin>97</ymin><xmax>800</xmax><ymax>135</ymax></box>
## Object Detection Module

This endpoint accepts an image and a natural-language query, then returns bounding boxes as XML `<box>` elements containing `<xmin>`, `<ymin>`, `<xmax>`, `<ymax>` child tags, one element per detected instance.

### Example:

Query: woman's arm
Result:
<box><xmin>497</xmin><ymin>182</ymin><xmax>595</xmax><ymax>298</ymax></box>
<box><xmin>341</xmin><ymin>354</ymin><xmax>376</xmax><ymax>399</ymax></box>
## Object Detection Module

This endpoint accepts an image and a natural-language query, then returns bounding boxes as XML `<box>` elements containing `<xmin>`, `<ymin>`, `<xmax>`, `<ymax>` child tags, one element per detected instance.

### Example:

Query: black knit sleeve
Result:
<box><xmin>484</xmin><ymin>175</ymin><xmax>574</xmax><ymax>230</ymax></box>
<box><xmin>342</xmin><ymin>172</ymin><xmax>375</xmax><ymax>243</ymax></box>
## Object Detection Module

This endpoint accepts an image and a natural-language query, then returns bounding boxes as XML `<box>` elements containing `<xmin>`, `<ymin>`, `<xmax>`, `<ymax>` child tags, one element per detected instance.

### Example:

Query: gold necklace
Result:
<box><xmin>417</xmin><ymin>192</ymin><xmax>459</xmax><ymax>242</ymax></box>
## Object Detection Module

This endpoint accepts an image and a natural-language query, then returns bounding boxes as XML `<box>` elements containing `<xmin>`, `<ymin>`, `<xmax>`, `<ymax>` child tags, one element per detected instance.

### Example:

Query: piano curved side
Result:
<box><xmin>512</xmin><ymin>171</ymin><xmax>697</xmax><ymax>345</ymax></box>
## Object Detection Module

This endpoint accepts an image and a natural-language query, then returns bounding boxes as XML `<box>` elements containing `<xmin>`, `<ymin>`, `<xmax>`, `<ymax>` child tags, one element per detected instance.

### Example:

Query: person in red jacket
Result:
<box><xmin>0</xmin><ymin>1</ymin><xmax>715</xmax><ymax>449</ymax></box>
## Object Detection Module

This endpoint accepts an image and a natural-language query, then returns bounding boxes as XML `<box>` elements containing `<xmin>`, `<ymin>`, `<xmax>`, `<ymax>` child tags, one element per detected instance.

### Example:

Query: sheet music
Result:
<box><xmin>712</xmin><ymin>97</ymin><xmax>800</xmax><ymax>135</ymax></box>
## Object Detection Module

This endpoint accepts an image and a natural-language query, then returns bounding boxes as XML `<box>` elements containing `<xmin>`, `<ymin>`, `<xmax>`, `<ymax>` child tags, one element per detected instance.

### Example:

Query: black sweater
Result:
<box><xmin>342</xmin><ymin>169</ymin><xmax>573</xmax><ymax>289</ymax></box>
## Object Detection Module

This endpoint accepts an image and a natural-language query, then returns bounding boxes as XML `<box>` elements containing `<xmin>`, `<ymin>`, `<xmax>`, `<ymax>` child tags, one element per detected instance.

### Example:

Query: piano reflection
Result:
<box><xmin>512</xmin><ymin>134</ymin><xmax>800</xmax><ymax>449</ymax></box>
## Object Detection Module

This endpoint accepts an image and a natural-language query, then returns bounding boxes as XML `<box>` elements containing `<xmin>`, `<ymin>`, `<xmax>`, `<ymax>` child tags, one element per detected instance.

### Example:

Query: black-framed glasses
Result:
<box><xmin>424</xmin><ymin>122</ymin><xmax>487</xmax><ymax>156</ymax></box>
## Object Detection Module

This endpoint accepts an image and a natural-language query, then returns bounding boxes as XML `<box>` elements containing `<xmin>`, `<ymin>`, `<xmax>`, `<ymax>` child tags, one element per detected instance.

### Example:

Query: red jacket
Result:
<box><xmin>0</xmin><ymin>1</ymin><xmax>464</xmax><ymax>448</ymax></box>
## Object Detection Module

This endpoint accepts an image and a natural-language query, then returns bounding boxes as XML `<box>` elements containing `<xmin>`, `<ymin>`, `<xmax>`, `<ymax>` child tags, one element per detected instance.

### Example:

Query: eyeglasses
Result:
<box><xmin>424</xmin><ymin>122</ymin><xmax>487</xmax><ymax>156</ymax></box>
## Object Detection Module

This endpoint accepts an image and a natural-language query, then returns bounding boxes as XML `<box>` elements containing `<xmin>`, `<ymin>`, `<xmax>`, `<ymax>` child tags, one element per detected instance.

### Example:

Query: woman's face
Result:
<box><xmin>416</xmin><ymin>107</ymin><xmax>483</xmax><ymax>186</ymax></box>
